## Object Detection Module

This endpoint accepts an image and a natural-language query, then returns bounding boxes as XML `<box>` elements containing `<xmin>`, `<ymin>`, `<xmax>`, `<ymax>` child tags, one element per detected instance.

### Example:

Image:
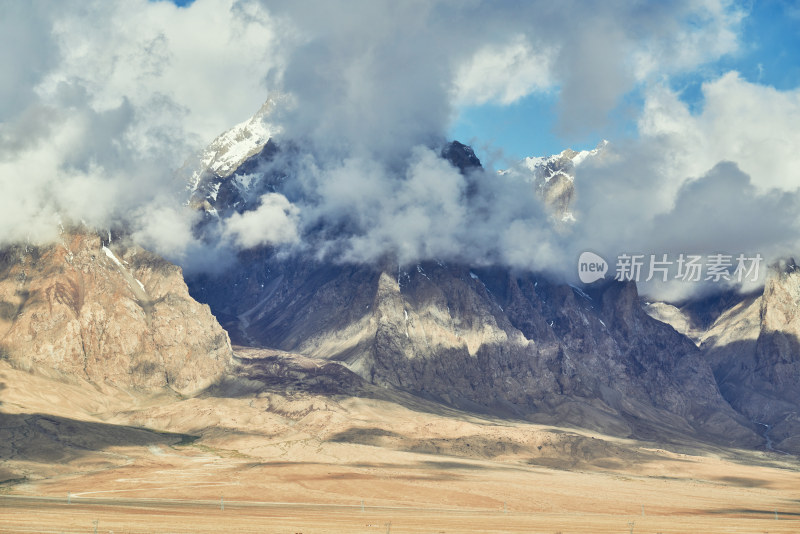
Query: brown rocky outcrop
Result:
<box><xmin>0</xmin><ymin>230</ymin><xmax>232</xmax><ymax>394</ymax></box>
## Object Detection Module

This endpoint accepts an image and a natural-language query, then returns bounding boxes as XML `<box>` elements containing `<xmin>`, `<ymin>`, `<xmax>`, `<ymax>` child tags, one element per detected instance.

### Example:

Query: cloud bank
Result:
<box><xmin>4</xmin><ymin>0</ymin><xmax>799</xmax><ymax>300</ymax></box>
<box><xmin>0</xmin><ymin>0</ymin><xmax>282</xmax><ymax>257</ymax></box>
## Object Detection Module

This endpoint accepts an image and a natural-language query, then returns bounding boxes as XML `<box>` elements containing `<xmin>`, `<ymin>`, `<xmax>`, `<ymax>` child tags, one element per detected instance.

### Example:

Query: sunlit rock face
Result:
<box><xmin>0</xmin><ymin>230</ymin><xmax>232</xmax><ymax>394</ymax></box>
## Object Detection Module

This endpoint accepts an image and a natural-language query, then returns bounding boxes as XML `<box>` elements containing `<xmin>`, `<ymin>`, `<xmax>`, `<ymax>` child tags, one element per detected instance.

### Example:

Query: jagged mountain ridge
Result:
<box><xmin>190</xmin><ymin>252</ymin><xmax>758</xmax><ymax>446</ymax></box>
<box><xmin>182</xmin><ymin>113</ymin><xmax>762</xmax><ymax>447</ymax></box>
<box><xmin>4</xmin><ymin>98</ymin><xmax>775</xmax><ymax>452</ymax></box>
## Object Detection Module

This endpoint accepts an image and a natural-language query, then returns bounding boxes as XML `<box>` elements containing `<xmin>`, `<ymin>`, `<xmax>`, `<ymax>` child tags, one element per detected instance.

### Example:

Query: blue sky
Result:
<box><xmin>668</xmin><ymin>1</ymin><xmax>800</xmax><ymax>110</ymax></box>
<box><xmin>452</xmin><ymin>0</ymin><xmax>800</xmax><ymax>163</ymax></box>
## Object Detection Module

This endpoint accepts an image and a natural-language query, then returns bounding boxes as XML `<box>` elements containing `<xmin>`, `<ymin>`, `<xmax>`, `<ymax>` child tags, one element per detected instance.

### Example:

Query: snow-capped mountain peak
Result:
<box><xmin>515</xmin><ymin>140</ymin><xmax>607</xmax><ymax>183</ymax></box>
<box><xmin>187</xmin><ymin>96</ymin><xmax>284</xmax><ymax>195</ymax></box>
<box><xmin>498</xmin><ymin>140</ymin><xmax>607</xmax><ymax>223</ymax></box>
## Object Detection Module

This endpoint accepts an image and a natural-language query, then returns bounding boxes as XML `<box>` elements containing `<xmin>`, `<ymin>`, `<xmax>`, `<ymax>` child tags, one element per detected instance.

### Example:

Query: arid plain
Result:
<box><xmin>1</xmin><ymin>350</ymin><xmax>799</xmax><ymax>533</ymax></box>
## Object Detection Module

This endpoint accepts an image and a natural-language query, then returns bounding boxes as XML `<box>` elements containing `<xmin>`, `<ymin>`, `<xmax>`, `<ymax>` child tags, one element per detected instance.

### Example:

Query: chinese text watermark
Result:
<box><xmin>578</xmin><ymin>252</ymin><xmax>763</xmax><ymax>284</ymax></box>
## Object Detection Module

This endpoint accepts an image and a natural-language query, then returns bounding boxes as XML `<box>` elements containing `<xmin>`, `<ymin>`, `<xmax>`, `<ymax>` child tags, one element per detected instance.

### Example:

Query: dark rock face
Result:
<box><xmin>440</xmin><ymin>141</ymin><xmax>482</xmax><ymax>174</ymax></box>
<box><xmin>187</xmin><ymin>254</ymin><xmax>758</xmax><ymax>446</ymax></box>
<box><xmin>0</xmin><ymin>230</ymin><xmax>232</xmax><ymax>394</ymax></box>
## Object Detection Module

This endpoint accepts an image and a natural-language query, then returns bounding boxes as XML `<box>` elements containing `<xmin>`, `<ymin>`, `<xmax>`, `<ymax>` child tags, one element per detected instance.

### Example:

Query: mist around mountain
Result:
<box><xmin>176</xmin><ymin>112</ymin><xmax>798</xmax><ymax>453</ymax></box>
<box><xmin>2</xmin><ymin>87</ymin><xmax>798</xmax><ymax>458</ymax></box>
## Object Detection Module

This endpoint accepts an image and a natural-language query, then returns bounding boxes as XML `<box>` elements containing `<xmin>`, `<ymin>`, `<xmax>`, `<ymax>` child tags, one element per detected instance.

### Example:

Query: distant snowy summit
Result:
<box><xmin>499</xmin><ymin>141</ymin><xmax>608</xmax><ymax>223</ymax></box>
<box><xmin>503</xmin><ymin>140</ymin><xmax>608</xmax><ymax>183</ymax></box>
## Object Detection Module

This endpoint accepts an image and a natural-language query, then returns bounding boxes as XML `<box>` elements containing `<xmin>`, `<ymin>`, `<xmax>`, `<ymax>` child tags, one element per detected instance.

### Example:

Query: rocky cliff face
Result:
<box><xmin>701</xmin><ymin>260</ymin><xmax>800</xmax><ymax>453</ymax></box>
<box><xmin>0</xmin><ymin>230</ymin><xmax>232</xmax><ymax>394</ymax></box>
<box><xmin>189</xmin><ymin>252</ymin><xmax>758</xmax><ymax>446</ymax></box>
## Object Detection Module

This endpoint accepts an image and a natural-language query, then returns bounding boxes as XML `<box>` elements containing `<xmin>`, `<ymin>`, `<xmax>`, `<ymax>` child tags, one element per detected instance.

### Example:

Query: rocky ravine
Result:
<box><xmin>692</xmin><ymin>259</ymin><xmax>800</xmax><ymax>454</ymax></box>
<box><xmin>0</xmin><ymin>230</ymin><xmax>232</xmax><ymax>394</ymax></box>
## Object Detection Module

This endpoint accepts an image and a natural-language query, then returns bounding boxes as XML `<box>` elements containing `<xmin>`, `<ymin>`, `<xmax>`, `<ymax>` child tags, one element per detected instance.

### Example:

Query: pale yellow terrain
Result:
<box><xmin>1</xmin><ymin>357</ymin><xmax>799</xmax><ymax>533</ymax></box>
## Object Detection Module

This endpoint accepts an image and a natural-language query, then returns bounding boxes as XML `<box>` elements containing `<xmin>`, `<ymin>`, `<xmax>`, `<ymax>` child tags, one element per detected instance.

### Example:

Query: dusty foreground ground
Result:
<box><xmin>1</xmin><ymin>354</ymin><xmax>799</xmax><ymax>533</ymax></box>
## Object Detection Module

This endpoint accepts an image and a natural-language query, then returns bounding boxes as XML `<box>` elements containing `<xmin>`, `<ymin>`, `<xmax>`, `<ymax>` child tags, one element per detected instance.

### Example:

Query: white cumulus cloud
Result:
<box><xmin>222</xmin><ymin>193</ymin><xmax>300</xmax><ymax>249</ymax></box>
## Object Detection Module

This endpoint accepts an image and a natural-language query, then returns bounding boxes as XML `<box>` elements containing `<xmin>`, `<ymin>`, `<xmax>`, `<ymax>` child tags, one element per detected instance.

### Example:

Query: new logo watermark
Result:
<box><xmin>578</xmin><ymin>252</ymin><xmax>763</xmax><ymax>284</ymax></box>
<box><xmin>577</xmin><ymin>251</ymin><xmax>609</xmax><ymax>283</ymax></box>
